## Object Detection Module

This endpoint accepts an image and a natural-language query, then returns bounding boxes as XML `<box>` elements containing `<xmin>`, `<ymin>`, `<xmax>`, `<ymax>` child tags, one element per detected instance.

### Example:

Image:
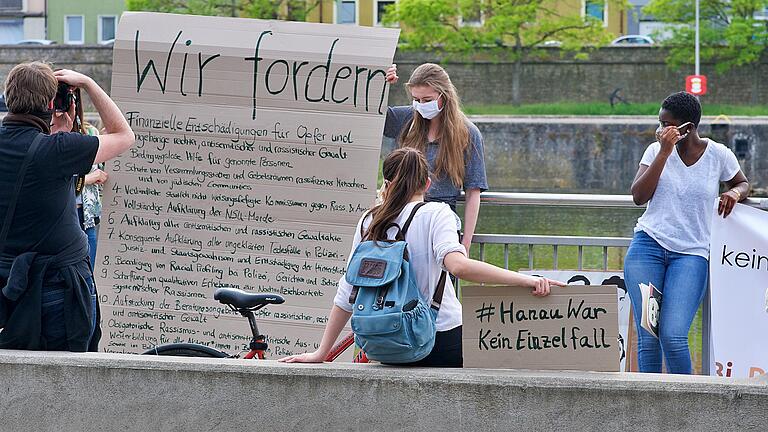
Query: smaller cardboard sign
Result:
<box><xmin>462</xmin><ymin>285</ymin><xmax>619</xmax><ymax>371</ymax></box>
<box><xmin>520</xmin><ymin>270</ymin><xmax>631</xmax><ymax>372</ymax></box>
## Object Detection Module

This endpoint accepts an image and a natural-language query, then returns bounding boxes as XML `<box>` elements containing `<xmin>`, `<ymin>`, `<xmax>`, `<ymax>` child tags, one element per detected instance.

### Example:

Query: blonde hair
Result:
<box><xmin>4</xmin><ymin>61</ymin><xmax>57</xmax><ymax>114</ymax></box>
<box><xmin>399</xmin><ymin>63</ymin><xmax>469</xmax><ymax>188</ymax></box>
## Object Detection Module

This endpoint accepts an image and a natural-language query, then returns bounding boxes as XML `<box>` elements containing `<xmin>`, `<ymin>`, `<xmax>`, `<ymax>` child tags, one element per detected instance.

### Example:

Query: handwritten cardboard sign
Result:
<box><xmin>520</xmin><ymin>270</ymin><xmax>631</xmax><ymax>372</ymax></box>
<box><xmin>462</xmin><ymin>285</ymin><xmax>619</xmax><ymax>371</ymax></box>
<box><xmin>97</xmin><ymin>12</ymin><xmax>399</xmax><ymax>358</ymax></box>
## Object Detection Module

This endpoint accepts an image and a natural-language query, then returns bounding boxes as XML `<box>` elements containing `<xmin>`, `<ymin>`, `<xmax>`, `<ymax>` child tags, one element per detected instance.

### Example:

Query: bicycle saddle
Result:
<box><xmin>214</xmin><ymin>288</ymin><xmax>285</xmax><ymax>309</ymax></box>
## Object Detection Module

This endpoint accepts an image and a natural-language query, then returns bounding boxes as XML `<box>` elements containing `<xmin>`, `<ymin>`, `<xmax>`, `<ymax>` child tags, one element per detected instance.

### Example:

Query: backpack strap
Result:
<box><xmin>398</xmin><ymin>201</ymin><xmax>448</xmax><ymax>311</ymax></box>
<box><xmin>0</xmin><ymin>133</ymin><xmax>45</xmax><ymax>256</ymax></box>
<box><xmin>359</xmin><ymin>209</ymin><xmax>372</xmax><ymax>238</ymax></box>
<box><xmin>361</xmin><ymin>202</ymin><xmax>428</xmax><ymax>241</ymax></box>
<box><xmin>430</xmin><ymin>270</ymin><xmax>448</xmax><ymax>311</ymax></box>
<box><xmin>396</xmin><ymin>202</ymin><xmax>428</xmax><ymax>241</ymax></box>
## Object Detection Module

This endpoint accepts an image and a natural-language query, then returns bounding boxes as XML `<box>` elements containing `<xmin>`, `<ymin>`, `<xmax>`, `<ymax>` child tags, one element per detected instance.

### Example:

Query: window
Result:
<box><xmin>337</xmin><ymin>0</ymin><xmax>356</xmax><ymax>24</ymax></box>
<box><xmin>0</xmin><ymin>0</ymin><xmax>22</xmax><ymax>11</ymax></box>
<box><xmin>459</xmin><ymin>4</ymin><xmax>483</xmax><ymax>27</ymax></box>
<box><xmin>65</xmin><ymin>15</ymin><xmax>84</xmax><ymax>44</ymax></box>
<box><xmin>375</xmin><ymin>1</ymin><xmax>396</xmax><ymax>26</ymax></box>
<box><xmin>0</xmin><ymin>19</ymin><xmax>23</xmax><ymax>44</ymax></box>
<box><xmin>99</xmin><ymin>15</ymin><xmax>117</xmax><ymax>44</ymax></box>
<box><xmin>585</xmin><ymin>1</ymin><xmax>605</xmax><ymax>22</ymax></box>
<box><xmin>459</xmin><ymin>14</ymin><xmax>483</xmax><ymax>27</ymax></box>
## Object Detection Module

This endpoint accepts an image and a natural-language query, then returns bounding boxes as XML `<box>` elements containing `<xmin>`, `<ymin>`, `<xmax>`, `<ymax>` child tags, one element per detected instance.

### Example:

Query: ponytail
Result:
<box><xmin>364</xmin><ymin>148</ymin><xmax>429</xmax><ymax>242</ymax></box>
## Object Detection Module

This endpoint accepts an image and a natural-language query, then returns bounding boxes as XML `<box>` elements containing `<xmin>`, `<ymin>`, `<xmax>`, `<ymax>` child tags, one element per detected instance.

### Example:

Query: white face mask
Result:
<box><xmin>412</xmin><ymin>98</ymin><xmax>442</xmax><ymax>120</ymax></box>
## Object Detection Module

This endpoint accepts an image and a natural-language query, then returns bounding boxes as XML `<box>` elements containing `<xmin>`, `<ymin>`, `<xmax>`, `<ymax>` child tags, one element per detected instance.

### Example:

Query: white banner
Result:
<box><xmin>521</xmin><ymin>271</ymin><xmax>631</xmax><ymax>372</ymax></box>
<box><xmin>710</xmin><ymin>202</ymin><xmax>768</xmax><ymax>378</ymax></box>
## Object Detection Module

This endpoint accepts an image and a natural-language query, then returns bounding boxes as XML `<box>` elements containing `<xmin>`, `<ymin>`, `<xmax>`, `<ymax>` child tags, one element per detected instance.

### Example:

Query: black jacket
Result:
<box><xmin>0</xmin><ymin>240</ymin><xmax>100</xmax><ymax>351</ymax></box>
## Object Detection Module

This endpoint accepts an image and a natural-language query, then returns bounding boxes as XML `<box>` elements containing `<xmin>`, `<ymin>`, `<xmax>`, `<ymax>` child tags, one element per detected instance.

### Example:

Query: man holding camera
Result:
<box><xmin>0</xmin><ymin>62</ymin><xmax>134</xmax><ymax>351</ymax></box>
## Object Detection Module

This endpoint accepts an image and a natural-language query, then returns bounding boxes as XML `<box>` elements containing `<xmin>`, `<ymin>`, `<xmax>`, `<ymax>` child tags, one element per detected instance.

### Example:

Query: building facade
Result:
<box><xmin>306</xmin><ymin>0</ymin><xmax>389</xmax><ymax>27</ymax></box>
<box><xmin>0</xmin><ymin>0</ymin><xmax>46</xmax><ymax>44</ymax></box>
<box><xmin>306</xmin><ymin>0</ymin><xmax>626</xmax><ymax>36</ymax></box>
<box><xmin>47</xmin><ymin>0</ymin><xmax>125</xmax><ymax>45</ymax></box>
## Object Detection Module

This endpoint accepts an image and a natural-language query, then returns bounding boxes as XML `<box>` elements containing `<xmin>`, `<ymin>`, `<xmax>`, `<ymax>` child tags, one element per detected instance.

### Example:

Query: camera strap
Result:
<box><xmin>0</xmin><ymin>133</ymin><xmax>45</xmax><ymax>256</ymax></box>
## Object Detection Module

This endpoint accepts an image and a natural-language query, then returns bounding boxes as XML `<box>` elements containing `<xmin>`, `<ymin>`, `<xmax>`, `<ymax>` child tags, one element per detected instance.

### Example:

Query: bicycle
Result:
<box><xmin>142</xmin><ymin>287</ymin><xmax>367</xmax><ymax>362</ymax></box>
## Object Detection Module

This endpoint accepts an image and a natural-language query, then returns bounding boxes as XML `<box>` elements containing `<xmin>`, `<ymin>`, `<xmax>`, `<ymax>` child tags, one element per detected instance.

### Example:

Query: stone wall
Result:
<box><xmin>2</xmin><ymin>46</ymin><xmax>765</xmax><ymax>194</ymax></box>
<box><xmin>383</xmin><ymin>117</ymin><xmax>768</xmax><ymax>194</ymax></box>
<box><xmin>1</xmin><ymin>46</ymin><xmax>767</xmax><ymax>107</ymax></box>
<box><xmin>389</xmin><ymin>48</ymin><xmax>768</xmax><ymax>106</ymax></box>
<box><xmin>0</xmin><ymin>46</ymin><xmax>114</xmax><ymax>97</ymax></box>
<box><xmin>0</xmin><ymin>351</ymin><xmax>766</xmax><ymax>432</ymax></box>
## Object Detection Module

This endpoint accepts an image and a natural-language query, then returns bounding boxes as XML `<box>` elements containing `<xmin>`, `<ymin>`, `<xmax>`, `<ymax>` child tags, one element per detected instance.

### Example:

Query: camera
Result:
<box><xmin>53</xmin><ymin>82</ymin><xmax>73</xmax><ymax>112</ymax></box>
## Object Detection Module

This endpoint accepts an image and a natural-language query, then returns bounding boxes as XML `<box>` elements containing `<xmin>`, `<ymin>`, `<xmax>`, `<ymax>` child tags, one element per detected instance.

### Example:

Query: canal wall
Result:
<box><xmin>385</xmin><ymin>116</ymin><xmax>768</xmax><ymax>195</ymax></box>
<box><xmin>1</xmin><ymin>45</ymin><xmax>767</xmax><ymax>107</ymax></box>
<box><xmin>0</xmin><ymin>350</ymin><xmax>765</xmax><ymax>432</ymax></box>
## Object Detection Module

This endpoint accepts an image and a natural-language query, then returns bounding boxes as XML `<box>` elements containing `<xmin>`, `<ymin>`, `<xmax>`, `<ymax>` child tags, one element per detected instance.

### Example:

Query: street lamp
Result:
<box><xmin>695</xmin><ymin>0</ymin><xmax>700</xmax><ymax>76</ymax></box>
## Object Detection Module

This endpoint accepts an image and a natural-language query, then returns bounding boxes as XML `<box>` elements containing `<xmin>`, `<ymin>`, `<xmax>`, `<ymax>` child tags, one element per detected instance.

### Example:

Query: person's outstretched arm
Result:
<box><xmin>54</xmin><ymin>70</ymin><xmax>134</xmax><ymax>164</ymax></box>
<box><xmin>443</xmin><ymin>252</ymin><xmax>565</xmax><ymax>297</ymax></box>
<box><xmin>279</xmin><ymin>305</ymin><xmax>351</xmax><ymax>363</ymax></box>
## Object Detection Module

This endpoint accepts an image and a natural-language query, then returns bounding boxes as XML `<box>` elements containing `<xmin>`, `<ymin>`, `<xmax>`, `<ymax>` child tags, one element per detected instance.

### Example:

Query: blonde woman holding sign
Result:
<box><xmin>383</xmin><ymin>63</ymin><xmax>486</xmax><ymax>254</ymax></box>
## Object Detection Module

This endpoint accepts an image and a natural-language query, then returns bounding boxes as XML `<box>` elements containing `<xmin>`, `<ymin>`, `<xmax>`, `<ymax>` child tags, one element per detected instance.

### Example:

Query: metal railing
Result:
<box><xmin>474</xmin><ymin>234</ymin><xmax>631</xmax><ymax>271</ymax></box>
<box><xmin>470</xmin><ymin>192</ymin><xmax>767</xmax><ymax>272</ymax></box>
<box><xmin>473</xmin><ymin>191</ymin><xmax>768</xmax><ymax>209</ymax></box>
<box><xmin>466</xmin><ymin>192</ymin><xmax>768</xmax><ymax>375</ymax></box>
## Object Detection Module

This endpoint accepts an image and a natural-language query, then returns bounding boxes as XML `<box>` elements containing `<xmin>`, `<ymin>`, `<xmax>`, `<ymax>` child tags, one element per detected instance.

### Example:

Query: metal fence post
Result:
<box><xmin>701</xmin><ymin>281</ymin><xmax>712</xmax><ymax>375</ymax></box>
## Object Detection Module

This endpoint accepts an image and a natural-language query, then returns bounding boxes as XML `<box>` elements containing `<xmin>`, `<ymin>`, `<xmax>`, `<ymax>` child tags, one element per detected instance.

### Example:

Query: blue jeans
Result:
<box><xmin>624</xmin><ymin>231</ymin><xmax>708</xmax><ymax>374</ymax></box>
<box><xmin>77</xmin><ymin>207</ymin><xmax>99</xmax><ymax>269</ymax></box>
<box><xmin>85</xmin><ymin>226</ymin><xmax>98</xmax><ymax>269</ymax></box>
<box><xmin>41</xmin><ymin>270</ymin><xmax>98</xmax><ymax>350</ymax></box>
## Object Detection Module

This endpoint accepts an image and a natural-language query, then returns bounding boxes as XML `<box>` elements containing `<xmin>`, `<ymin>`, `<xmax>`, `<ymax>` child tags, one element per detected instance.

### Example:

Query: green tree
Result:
<box><xmin>644</xmin><ymin>0</ymin><xmax>768</xmax><ymax>73</ymax></box>
<box><xmin>384</xmin><ymin>0</ymin><xmax>628</xmax><ymax>105</ymax></box>
<box><xmin>127</xmin><ymin>0</ymin><xmax>319</xmax><ymax>21</ymax></box>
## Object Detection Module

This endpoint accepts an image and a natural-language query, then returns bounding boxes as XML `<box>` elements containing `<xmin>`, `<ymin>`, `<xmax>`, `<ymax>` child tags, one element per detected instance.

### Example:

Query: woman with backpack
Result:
<box><xmin>280</xmin><ymin>148</ymin><xmax>565</xmax><ymax>367</ymax></box>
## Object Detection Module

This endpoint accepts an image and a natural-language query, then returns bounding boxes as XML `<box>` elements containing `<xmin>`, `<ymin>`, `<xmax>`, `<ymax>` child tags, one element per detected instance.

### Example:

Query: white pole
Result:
<box><xmin>695</xmin><ymin>0</ymin><xmax>700</xmax><ymax>76</ymax></box>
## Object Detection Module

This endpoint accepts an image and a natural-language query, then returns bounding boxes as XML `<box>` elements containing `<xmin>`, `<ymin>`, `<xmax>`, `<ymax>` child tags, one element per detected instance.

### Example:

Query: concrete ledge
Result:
<box><xmin>0</xmin><ymin>351</ymin><xmax>765</xmax><ymax>431</ymax></box>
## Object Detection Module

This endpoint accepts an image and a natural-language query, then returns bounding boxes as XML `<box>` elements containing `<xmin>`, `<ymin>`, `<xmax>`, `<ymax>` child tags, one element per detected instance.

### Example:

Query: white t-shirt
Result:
<box><xmin>333</xmin><ymin>201</ymin><xmax>465</xmax><ymax>331</ymax></box>
<box><xmin>635</xmin><ymin>139</ymin><xmax>741</xmax><ymax>258</ymax></box>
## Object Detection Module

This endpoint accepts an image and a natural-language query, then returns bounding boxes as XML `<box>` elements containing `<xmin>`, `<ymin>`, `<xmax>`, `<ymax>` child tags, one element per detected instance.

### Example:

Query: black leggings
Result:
<box><xmin>394</xmin><ymin>326</ymin><xmax>463</xmax><ymax>368</ymax></box>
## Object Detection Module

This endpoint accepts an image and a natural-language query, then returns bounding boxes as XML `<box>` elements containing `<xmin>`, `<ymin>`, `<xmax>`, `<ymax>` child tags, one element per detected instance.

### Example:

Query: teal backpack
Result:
<box><xmin>345</xmin><ymin>203</ymin><xmax>447</xmax><ymax>364</ymax></box>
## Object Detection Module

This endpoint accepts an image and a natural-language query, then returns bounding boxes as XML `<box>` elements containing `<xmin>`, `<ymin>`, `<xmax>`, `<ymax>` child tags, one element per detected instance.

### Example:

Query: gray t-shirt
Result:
<box><xmin>635</xmin><ymin>139</ymin><xmax>741</xmax><ymax>258</ymax></box>
<box><xmin>384</xmin><ymin>106</ymin><xmax>488</xmax><ymax>209</ymax></box>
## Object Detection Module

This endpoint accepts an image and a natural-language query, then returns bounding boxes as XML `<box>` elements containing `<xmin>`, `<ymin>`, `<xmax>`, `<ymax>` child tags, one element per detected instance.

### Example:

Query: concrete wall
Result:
<box><xmin>389</xmin><ymin>48</ymin><xmax>768</xmax><ymax>106</ymax></box>
<box><xmin>1</xmin><ymin>46</ymin><xmax>765</xmax><ymax>193</ymax></box>
<box><xmin>384</xmin><ymin>116</ymin><xmax>768</xmax><ymax>194</ymax></box>
<box><xmin>477</xmin><ymin>116</ymin><xmax>768</xmax><ymax>194</ymax></box>
<box><xmin>1</xmin><ymin>46</ymin><xmax>767</xmax><ymax>106</ymax></box>
<box><xmin>0</xmin><ymin>46</ymin><xmax>114</xmax><ymax>98</ymax></box>
<box><xmin>0</xmin><ymin>351</ymin><xmax>765</xmax><ymax>432</ymax></box>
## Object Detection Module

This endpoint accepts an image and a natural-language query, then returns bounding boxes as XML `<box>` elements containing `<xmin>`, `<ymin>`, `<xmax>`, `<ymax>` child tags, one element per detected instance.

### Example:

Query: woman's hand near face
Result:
<box><xmin>657</xmin><ymin>126</ymin><xmax>681</xmax><ymax>155</ymax></box>
<box><xmin>386</xmin><ymin>64</ymin><xmax>398</xmax><ymax>84</ymax></box>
